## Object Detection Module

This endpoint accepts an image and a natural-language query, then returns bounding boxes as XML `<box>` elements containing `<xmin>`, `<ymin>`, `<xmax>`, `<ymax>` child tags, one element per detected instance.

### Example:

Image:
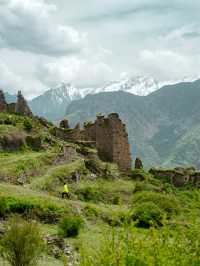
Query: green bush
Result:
<box><xmin>0</xmin><ymin>216</ymin><xmax>44</xmax><ymax>266</ymax></box>
<box><xmin>23</xmin><ymin>119</ymin><xmax>33</xmax><ymax>132</ymax></box>
<box><xmin>132</xmin><ymin>202</ymin><xmax>163</xmax><ymax>228</ymax></box>
<box><xmin>4</xmin><ymin>117</ymin><xmax>15</xmax><ymax>125</ymax></box>
<box><xmin>0</xmin><ymin>196</ymin><xmax>63</xmax><ymax>223</ymax></box>
<box><xmin>132</xmin><ymin>191</ymin><xmax>180</xmax><ymax>217</ymax></box>
<box><xmin>0</xmin><ymin>198</ymin><xmax>8</xmax><ymax>217</ymax></box>
<box><xmin>133</xmin><ymin>181</ymin><xmax>162</xmax><ymax>193</ymax></box>
<box><xmin>58</xmin><ymin>216</ymin><xmax>83</xmax><ymax>237</ymax></box>
<box><xmin>84</xmin><ymin>205</ymin><xmax>99</xmax><ymax>219</ymax></box>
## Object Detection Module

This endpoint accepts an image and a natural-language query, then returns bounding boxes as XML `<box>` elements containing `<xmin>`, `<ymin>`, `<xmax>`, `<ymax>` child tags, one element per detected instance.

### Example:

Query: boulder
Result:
<box><xmin>44</xmin><ymin>234</ymin><xmax>74</xmax><ymax>263</ymax></box>
<box><xmin>0</xmin><ymin>133</ymin><xmax>25</xmax><ymax>151</ymax></box>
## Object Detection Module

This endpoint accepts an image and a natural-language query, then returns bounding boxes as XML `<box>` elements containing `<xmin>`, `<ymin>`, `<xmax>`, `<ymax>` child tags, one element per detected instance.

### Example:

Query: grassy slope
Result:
<box><xmin>1</xmin><ymin>113</ymin><xmax>200</xmax><ymax>265</ymax></box>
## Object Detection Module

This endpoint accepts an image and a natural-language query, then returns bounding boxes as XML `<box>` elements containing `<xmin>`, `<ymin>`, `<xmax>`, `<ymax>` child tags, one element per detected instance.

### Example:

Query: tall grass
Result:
<box><xmin>79</xmin><ymin>221</ymin><xmax>200</xmax><ymax>266</ymax></box>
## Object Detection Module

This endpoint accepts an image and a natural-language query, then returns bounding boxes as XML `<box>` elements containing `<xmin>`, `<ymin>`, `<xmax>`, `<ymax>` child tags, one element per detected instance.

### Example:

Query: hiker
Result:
<box><xmin>62</xmin><ymin>182</ymin><xmax>70</xmax><ymax>199</ymax></box>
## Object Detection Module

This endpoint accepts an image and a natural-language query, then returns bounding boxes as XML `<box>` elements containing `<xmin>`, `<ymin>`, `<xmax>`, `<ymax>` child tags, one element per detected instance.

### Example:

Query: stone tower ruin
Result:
<box><xmin>83</xmin><ymin>113</ymin><xmax>132</xmax><ymax>173</ymax></box>
<box><xmin>15</xmin><ymin>91</ymin><xmax>32</xmax><ymax>116</ymax></box>
<box><xmin>0</xmin><ymin>90</ymin><xmax>7</xmax><ymax>112</ymax></box>
<box><xmin>0</xmin><ymin>90</ymin><xmax>32</xmax><ymax>116</ymax></box>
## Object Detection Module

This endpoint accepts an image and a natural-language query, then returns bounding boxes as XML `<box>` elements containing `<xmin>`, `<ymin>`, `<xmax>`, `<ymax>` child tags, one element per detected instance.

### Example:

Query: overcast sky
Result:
<box><xmin>0</xmin><ymin>0</ymin><xmax>200</xmax><ymax>98</ymax></box>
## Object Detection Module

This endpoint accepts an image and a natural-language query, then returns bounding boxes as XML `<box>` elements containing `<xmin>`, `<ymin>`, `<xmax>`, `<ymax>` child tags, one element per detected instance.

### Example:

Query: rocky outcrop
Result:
<box><xmin>0</xmin><ymin>133</ymin><xmax>26</xmax><ymax>151</ymax></box>
<box><xmin>44</xmin><ymin>234</ymin><xmax>76</xmax><ymax>264</ymax></box>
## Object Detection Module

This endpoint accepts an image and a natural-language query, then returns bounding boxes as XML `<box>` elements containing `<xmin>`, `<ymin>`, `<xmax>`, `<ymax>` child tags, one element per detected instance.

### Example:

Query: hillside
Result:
<box><xmin>65</xmin><ymin>79</ymin><xmax>200</xmax><ymax>168</ymax></box>
<box><xmin>1</xmin><ymin>109</ymin><xmax>200</xmax><ymax>265</ymax></box>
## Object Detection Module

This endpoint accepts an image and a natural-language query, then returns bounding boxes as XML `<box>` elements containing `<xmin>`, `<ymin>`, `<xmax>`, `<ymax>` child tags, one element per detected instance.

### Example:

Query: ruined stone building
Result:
<box><xmin>85</xmin><ymin>113</ymin><xmax>132</xmax><ymax>173</ymax></box>
<box><xmin>0</xmin><ymin>90</ymin><xmax>32</xmax><ymax>116</ymax></box>
<box><xmin>58</xmin><ymin>113</ymin><xmax>132</xmax><ymax>173</ymax></box>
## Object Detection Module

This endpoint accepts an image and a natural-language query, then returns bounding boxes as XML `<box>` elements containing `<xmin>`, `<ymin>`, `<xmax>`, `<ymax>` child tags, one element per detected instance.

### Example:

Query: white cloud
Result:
<box><xmin>139</xmin><ymin>49</ymin><xmax>200</xmax><ymax>80</ymax></box>
<box><xmin>0</xmin><ymin>0</ymin><xmax>200</xmax><ymax>98</ymax></box>
<box><xmin>36</xmin><ymin>56</ymin><xmax>114</xmax><ymax>88</ymax></box>
<box><xmin>0</xmin><ymin>61</ymin><xmax>23</xmax><ymax>92</ymax></box>
<box><xmin>0</xmin><ymin>0</ymin><xmax>85</xmax><ymax>55</ymax></box>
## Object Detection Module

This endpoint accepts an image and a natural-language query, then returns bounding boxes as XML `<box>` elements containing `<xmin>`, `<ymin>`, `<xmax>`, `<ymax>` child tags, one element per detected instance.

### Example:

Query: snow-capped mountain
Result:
<box><xmin>28</xmin><ymin>83</ymin><xmax>78</xmax><ymax>121</ymax></box>
<box><xmin>29</xmin><ymin>76</ymin><xmax>200</xmax><ymax>121</ymax></box>
<box><xmin>5</xmin><ymin>75</ymin><xmax>199</xmax><ymax>121</ymax></box>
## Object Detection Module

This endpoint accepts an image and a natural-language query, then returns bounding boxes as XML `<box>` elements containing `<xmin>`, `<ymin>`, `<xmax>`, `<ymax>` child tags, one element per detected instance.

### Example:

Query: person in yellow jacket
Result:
<box><xmin>62</xmin><ymin>182</ymin><xmax>70</xmax><ymax>199</ymax></box>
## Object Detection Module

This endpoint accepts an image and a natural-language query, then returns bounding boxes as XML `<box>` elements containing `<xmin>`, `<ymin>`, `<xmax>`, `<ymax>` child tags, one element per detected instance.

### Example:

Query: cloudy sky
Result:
<box><xmin>0</xmin><ymin>0</ymin><xmax>200</xmax><ymax>98</ymax></box>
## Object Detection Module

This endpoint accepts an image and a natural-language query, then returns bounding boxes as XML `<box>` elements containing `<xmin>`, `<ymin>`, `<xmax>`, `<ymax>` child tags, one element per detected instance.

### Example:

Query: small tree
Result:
<box><xmin>58</xmin><ymin>216</ymin><xmax>83</xmax><ymax>238</ymax></box>
<box><xmin>0</xmin><ymin>216</ymin><xmax>44</xmax><ymax>266</ymax></box>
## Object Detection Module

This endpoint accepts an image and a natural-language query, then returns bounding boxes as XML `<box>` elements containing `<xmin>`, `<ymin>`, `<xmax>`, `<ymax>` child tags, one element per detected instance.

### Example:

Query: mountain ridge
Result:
<box><xmin>65</xmin><ymin>79</ymin><xmax>200</xmax><ymax>168</ymax></box>
<box><xmin>5</xmin><ymin>76</ymin><xmax>197</xmax><ymax>121</ymax></box>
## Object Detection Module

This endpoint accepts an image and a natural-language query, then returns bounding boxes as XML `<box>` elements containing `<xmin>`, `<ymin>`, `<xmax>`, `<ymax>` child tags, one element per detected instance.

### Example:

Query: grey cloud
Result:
<box><xmin>0</xmin><ymin>0</ymin><xmax>84</xmax><ymax>56</ymax></box>
<box><xmin>182</xmin><ymin>31</ymin><xmax>200</xmax><ymax>39</ymax></box>
<box><xmin>0</xmin><ymin>0</ymin><xmax>200</xmax><ymax>98</ymax></box>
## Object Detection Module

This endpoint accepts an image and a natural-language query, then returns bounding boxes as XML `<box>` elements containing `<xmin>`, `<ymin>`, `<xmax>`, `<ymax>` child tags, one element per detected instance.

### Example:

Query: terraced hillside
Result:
<box><xmin>1</xmin><ymin>112</ymin><xmax>200</xmax><ymax>266</ymax></box>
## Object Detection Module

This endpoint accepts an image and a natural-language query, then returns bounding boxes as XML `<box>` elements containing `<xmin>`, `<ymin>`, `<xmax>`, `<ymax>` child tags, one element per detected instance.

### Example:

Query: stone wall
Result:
<box><xmin>83</xmin><ymin>113</ymin><xmax>132</xmax><ymax>173</ymax></box>
<box><xmin>149</xmin><ymin>166</ymin><xmax>200</xmax><ymax>187</ymax></box>
<box><xmin>0</xmin><ymin>90</ymin><xmax>7</xmax><ymax>112</ymax></box>
<box><xmin>55</xmin><ymin>113</ymin><xmax>132</xmax><ymax>173</ymax></box>
<box><xmin>0</xmin><ymin>90</ymin><xmax>32</xmax><ymax>116</ymax></box>
<box><xmin>15</xmin><ymin>91</ymin><xmax>32</xmax><ymax>116</ymax></box>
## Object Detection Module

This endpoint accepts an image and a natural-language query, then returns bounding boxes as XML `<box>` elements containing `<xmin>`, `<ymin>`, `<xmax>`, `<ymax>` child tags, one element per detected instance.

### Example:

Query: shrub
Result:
<box><xmin>0</xmin><ymin>198</ymin><xmax>8</xmax><ymax>217</ymax></box>
<box><xmin>58</xmin><ymin>216</ymin><xmax>83</xmax><ymax>237</ymax></box>
<box><xmin>84</xmin><ymin>205</ymin><xmax>99</xmax><ymax>219</ymax></box>
<box><xmin>132</xmin><ymin>202</ymin><xmax>163</xmax><ymax>228</ymax></box>
<box><xmin>23</xmin><ymin>119</ymin><xmax>33</xmax><ymax>132</ymax></box>
<box><xmin>133</xmin><ymin>181</ymin><xmax>162</xmax><ymax>193</ymax></box>
<box><xmin>132</xmin><ymin>191</ymin><xmax>180</xmax><ymax>217</ymax></box>
<box><xmin>4</xmin><ymin>117</ymin><xmax>14</xmax><ymax>125</ymax></box>
<box><xmin>0</xmin><ymin>216</ymin><xmax>44</xmax><ymax>266</ymax></box>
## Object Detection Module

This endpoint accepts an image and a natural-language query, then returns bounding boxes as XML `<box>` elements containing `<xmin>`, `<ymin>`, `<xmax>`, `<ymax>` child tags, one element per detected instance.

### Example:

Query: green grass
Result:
<box><xmin>30</xmin><ymin>159</ymin><xmax>86</xmax><ymax>192</ymax></box>
<box><xmin>0</xmin><ymin>150</ymin><xmax>58</xmax><ymax>182</ymax></box>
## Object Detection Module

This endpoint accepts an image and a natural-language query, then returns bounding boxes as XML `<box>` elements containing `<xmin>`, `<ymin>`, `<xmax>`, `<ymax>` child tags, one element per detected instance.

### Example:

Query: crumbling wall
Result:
<box><xmin>15</xmin><ymin>91</ymin><xmax>32</xmax><ymax>116</ymax></box>
<box><xmin>0</xmin><ymin>90</ymin><xmax>7</xmax><ymax>112</ymax></box>
<box><xmin>0</xmin><ymin>90</ymin><xmax>32</xmax><ymax>116</ymax></box>
<box><xmin>83</xmin><ymin>113</ymin><xmax>132</xmax><ymax>173</ymax></box>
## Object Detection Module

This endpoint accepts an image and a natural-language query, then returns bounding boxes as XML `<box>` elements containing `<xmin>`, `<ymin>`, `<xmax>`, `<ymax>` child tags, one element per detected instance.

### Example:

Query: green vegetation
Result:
<box><xmin>1</xmin><ymin>111</ymin><xmax>200</xmax><ymax>265</ymax></box>
<box><xmin>0</xmin><ymin>216</ymin><xmax>44</xmax><ymax>266</ymax></box>
<box><xmin>58</xmin><ymin>216</ymin><xmax>83</xmax><ymax>237</ymax></box>
<box><xmin>79</xmin><ymin>222</ymin><xmax>200</xmax><ymax>266</ymax></box>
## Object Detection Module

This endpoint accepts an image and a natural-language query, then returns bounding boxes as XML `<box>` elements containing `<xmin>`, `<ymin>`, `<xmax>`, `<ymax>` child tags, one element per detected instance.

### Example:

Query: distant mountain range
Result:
<box><xmin>5</xmin><ymin>76</ymin><xmax>196</xmax><ymax>121</ymax></box>
<box><xmin>4</xmin><ymin>76</ymin><xmax>200</xmax><ymax>168</ymax></box>
<box><xmin>65</xmin><ymin>79</ymin><xmax>200</xmax><ymax>169</ymax></box>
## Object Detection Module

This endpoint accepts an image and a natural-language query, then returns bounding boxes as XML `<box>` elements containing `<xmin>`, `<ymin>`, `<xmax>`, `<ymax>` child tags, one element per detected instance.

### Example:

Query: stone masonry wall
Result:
<box><xmin>0</xmin><ymin>90</ymin><xmax>7</xmax><ymax>112</ymax></box>
<box><xmin>83</xmin><ymin>113</ymin><xmax>132</xmax><ymax>173</ymax></box>
<box><xmin>0</xmin><ymin>90</ymin><xmax>32</xmax><ymax>117</ymax></box>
